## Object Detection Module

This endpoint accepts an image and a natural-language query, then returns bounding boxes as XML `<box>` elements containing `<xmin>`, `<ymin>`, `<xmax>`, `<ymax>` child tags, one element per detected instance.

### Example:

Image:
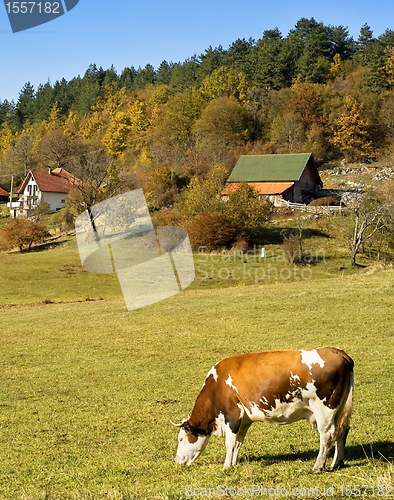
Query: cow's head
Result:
<box><xmin>173</xmin><ymin>419</ymin><xmax>210</xmax><ymax>465</ymax></box>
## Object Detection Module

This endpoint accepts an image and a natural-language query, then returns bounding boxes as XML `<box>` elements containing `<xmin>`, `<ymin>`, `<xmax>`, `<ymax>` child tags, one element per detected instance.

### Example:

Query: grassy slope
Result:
<box><xmin>0</xmin><ymin>237</ymin><xmax>393</xmax><ymax>499</ymax></box>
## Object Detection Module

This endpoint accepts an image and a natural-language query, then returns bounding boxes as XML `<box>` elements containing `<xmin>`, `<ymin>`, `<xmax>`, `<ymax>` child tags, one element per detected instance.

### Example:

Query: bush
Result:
<box><xmin>0</xmin><ymin>217</ymin><xmax>50</xmax><ymax>251</ymax></box>
<box><xmin>185</xmin><ymin>212</ymin><xmax>238</xmax><ymax>250</ymax></box>
<box><xmin>151</xmin><ymin>207</ymin><xmax>185</xmax><ymax>227</ymax></box>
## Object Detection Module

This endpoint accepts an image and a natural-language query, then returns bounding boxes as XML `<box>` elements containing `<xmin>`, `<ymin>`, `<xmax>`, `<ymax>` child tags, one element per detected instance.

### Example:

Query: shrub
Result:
<box><xmin>185</xmin><ymin>212</ymin><xmax>238</xmax><ymax>250</ymax></box>
<box><xmin>0</xmin><ymin>217</ymin><xmax>50</xmax><ymax>252</ymax></box>
<box><xmin>282</xmin><ymin>233</ymin><xmax>304</xmax><ymax>264</ymax></box>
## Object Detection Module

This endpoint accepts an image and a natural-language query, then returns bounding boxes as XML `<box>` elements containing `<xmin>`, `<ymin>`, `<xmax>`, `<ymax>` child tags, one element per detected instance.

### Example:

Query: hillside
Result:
<box><xmin>1</xmin><ymin>18</ymin><xmax>394</xmax><ymax>213</ymax></box>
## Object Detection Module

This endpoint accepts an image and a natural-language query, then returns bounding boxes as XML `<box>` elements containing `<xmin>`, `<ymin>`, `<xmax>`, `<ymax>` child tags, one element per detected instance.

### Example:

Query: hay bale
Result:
<box><xmin>309</xmin><ymin>196</ymin><xmax>342</xmax><ymax>206</ymax></box>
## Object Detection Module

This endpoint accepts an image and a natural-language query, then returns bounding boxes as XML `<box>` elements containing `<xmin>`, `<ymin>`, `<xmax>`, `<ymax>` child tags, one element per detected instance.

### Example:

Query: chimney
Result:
<box><xmin>48</xmin><ymin>168</ymin><xmax>52</xmax><ymax>175</ymax></box>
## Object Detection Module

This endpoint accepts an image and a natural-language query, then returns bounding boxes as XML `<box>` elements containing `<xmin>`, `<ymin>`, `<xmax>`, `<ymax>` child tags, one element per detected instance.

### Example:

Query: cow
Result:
<box><xmin>173</xmin><ymin>347</ymin><xmax>354</xmax><ymax>472</ymax></box>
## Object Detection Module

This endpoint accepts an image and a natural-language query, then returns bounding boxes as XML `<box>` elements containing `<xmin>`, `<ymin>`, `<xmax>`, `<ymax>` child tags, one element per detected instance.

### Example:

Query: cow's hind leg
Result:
<box><xmin>310</xmin><ymin>402</ymin><xmax>336</xmax><ymax>473</ymax></box>
<box><xmin>331</xmin><ymin>426</ymin><xmax>349</xmax><ymax>470</ymax></box>
<box><xmin>223</xmin><ymin>420</ymin><xmax>251</xmax><ymax>469</ymax></box>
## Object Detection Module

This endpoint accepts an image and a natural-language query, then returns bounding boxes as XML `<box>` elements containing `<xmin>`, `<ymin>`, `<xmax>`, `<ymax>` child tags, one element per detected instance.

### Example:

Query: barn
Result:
<box><xmin>222</xmin><ymin>153</ymin><xmax>323</xmax><ymax>205</ymax></box>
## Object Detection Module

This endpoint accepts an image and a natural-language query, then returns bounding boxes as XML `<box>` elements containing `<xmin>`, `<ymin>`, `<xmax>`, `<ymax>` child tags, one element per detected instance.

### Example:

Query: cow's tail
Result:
<box><xmin>334</xmin><ymin>362</ymin><xmax>354</xmax><ymax>440</ymax></box>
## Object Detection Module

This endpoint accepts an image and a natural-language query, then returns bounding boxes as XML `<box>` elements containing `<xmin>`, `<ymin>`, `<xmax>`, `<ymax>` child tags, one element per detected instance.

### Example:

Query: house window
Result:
<box><xmin>28</xmin><ymin>185</ymin><xmax>32</xmax><ymax>195</ymax></box>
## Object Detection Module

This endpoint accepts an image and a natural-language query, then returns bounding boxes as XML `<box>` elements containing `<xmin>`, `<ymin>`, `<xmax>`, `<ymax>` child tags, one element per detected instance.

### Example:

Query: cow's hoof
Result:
<box><xmin>330</xmin><ymin>461</ymin><xmax>345</xmax><ymax>471</ymax></box>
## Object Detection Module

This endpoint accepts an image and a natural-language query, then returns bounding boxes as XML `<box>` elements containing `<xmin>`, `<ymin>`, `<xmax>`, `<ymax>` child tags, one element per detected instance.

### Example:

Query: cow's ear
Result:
<box><xmin>182</xmin><ymin>421</ymin><xmax>193</xmax><ymax>434</ymax></box>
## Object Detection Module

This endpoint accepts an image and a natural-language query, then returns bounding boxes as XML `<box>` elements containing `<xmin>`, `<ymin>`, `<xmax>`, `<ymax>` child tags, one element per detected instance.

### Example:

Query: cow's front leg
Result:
<box><xmin>223</xmin><ymin>421</ymin><xmax>251</xmax><ymax>469</ymax></box>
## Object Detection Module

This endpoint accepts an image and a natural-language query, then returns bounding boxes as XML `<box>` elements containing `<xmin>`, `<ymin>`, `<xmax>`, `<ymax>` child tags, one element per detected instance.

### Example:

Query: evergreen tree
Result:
<box><xmin>73</xmin><ymin>66</ymin><xmax>102</xmax><ymax>114</ymax></box>
<box><xmin>329</xmin><ymin>25</ymin><xmax>355</xmax><ymax>59</ymax></box>
<box><xmin>378</xmin><ymin>29</ymin><xmax>394</xmax><ymax>47</ymax></box>
<box><xmin>103</xmin><ymin>65</ymin><xmax>119</xmax><ymax>86</ymax></box>
<box><xmin>198</xmin><ymin>46</ymin><xmax>224</xmax><ymax>82</ymax></box>
<box><xmin>156</xmin><ymin>60</ymin><xmax>174</xmax><ymax>85</ymax></box>
<box><xmin>169</xmin><ymin>57</ymin><xmax>199</xmax><ymax>90</ymax></box>
<box><xmin>120</xmin><ymin>67</ymin><xmax>137</xmax><ymax>88</ymax></box>
<box><xmin>53</xmin><ymin>78</ymin><xmax>74</xmax><ymax>114</ymax></box>
<box><xmin>252</xmin><ymin>29</ymin><xmax>287</xmax><ymax>89</ymax></box>
<box><xmin>0</xmin><ymin>100</ymin><xmax>16</xmax><ymax>127</ymax></box>
<box><xmin>34</xmin><ymin>81</ymin><xmax>55</xmax><ymax>122</ymax></box>
<box><xmin>134</xmin><ymin>64</ymin><xmax>156</xmax><ymax>88</ymax></box>
<box><xmin>16</xmin><ymin>82</ymin><xmax>35</xmax><ymax>126</ymax></box>
<box><xmin>223</xmin><ymin>38</ymin><xmax>255</xmax><ymax>80</ymax></box>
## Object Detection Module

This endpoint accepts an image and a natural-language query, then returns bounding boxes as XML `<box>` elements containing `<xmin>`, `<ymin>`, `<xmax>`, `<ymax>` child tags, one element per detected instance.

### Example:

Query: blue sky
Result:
<box><xmin>1</xmin><ymin>0</ymin><xmax>393</xmax><ymax>102</ymax></box>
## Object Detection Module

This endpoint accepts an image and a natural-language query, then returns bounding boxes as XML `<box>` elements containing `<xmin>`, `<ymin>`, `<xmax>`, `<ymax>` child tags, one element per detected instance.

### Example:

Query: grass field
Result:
<box><xmin>0</xmin><ymin>235</ymin><xmax>393</xmax><ymax>499</ymax></box>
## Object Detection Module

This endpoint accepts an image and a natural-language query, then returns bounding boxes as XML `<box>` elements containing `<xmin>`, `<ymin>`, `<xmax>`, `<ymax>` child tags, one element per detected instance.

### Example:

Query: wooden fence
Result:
<box><xmin>275</xmin><ymin>199</ymin><xmax>350</xmax><ymax>214</ymax></box>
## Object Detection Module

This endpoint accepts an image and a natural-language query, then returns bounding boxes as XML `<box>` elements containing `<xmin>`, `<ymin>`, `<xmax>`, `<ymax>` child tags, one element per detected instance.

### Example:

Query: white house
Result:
<box><xmin>8</xmin><ymin>168</ymin><xmax>76</xmax><ymax>217</ymax></box>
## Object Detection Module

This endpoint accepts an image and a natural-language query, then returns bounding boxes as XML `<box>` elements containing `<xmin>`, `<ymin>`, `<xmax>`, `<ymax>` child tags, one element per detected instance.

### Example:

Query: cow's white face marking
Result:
<box><xmin>174</xmin><ymin>427</ymin><xmax>209</xmax><ymax>465</ymax></box>
<box><xmin>301</xmin><ymin>350</ymin><xmax>325</xmax><ymax>370</ymax></box>
<box><xmin>225</xmin><ymin>374</ymin><xmax>239</xmax><ymax>394</ymax></box>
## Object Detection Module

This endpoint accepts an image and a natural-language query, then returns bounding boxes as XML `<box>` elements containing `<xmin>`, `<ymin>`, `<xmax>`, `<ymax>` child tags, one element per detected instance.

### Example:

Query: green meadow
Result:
<box><xmin>0</xmin><ymin>236</ymin><xmax>393</xmax><ymax>499</ymax></box>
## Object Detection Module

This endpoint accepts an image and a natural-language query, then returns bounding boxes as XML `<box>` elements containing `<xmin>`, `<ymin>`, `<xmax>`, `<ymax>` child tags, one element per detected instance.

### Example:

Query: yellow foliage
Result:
<box><xmin>329</xmin><ymin>53</ymin><xmax>342</xmax><ymax>79</ymax></box>
<box><xmin>80</xmin><ymin>112</ymin><xmax>106</xmax><ymax>140</ymax></box>
<box><xmin>102</xmin><ymin>111</ymin><xmax>132</xmax><ymax>155</ymax></box>
<box><xmin>128</xmin><ymin>100</ymin><xmax>149</xmax><ymax>132</ymax></box>
<box><xmin>0</xmin><ymin>122</ymin><xmax>17</xmax><ymax>158</ymax></box>
<box><xmin>45</xmin><ymin>102</ymin><xmax>63</xmax><ymax>130</ymax></box>
<box><xmin>63</xmin><ymin>110</ymin><xmax>79</xmax><ymax>137</ymax></box>
<box><xmin>199</xmin><ymin>67</ymin><xmax>248</xmax><ymax>102</ymax></box>
<box><xmin>148</xmin><ymin>85</ymin><xmax>171</xmax><ymax>107</ymax></box>
<box><xmin>384</xmin><ymin>47</ymin><xmax>394</xmax><ymax>89</ymax></box>
<box><xmin>330</xmin><ymin>95</ymin><xmax>373</xmax><ymax>160</ymax></box>
<box><xmin>93</xmin><ymin>83</ymin><xmax>128</xmax><ymax>116</ymax></box>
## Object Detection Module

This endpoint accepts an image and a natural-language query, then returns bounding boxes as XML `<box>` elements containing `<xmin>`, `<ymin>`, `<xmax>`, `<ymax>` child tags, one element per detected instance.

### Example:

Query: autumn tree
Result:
<box><xmin>177</xmin><ymin>164</ymin><xmax>228</xmax><ymax>216</ymax></box>
<box><xmin>153</xmin><ymin>88</ymin><xmax>204</xmax><ymax>165</ymax></box>
<box><xmin>224</xmin><ymin>183</ymin><xmax>271</xmax><ymax>242</ymax></box>
<box><xmin>3</xmin><ymin>131</ymin><xmax>35</xmax><ymax>176</ymax></box>
<box><xmin>270</xmin><ymin>112</ymin><xmax>305</xmax><ymax>153</ymax></box>
<box><xmin>102</xmin><ymin>111</ymin><xmax>132</xmax><ymax>156</ymax></box>
<box><xmin>193</xmin><ymin>96</ymin><xmax>252</xmax><ymax>164</ymax></box>
<box><xmin>0</xmin><ymin>122</ymin><xmax>17</xmax><ymax>159</ymax></box>
<box><xmin>199</xmin><ymin>67</ymin><xmax>248</xmax><ymax>102</ymax></box>
<box><xmin>330</xmin><ymin>95</ymin><xmax>373</xmax><ymax>161</ymax></box>
<box><xmin>0</xmin><ymin>217</ymin><xmax>50</xmax><ymax>252</ymax></box>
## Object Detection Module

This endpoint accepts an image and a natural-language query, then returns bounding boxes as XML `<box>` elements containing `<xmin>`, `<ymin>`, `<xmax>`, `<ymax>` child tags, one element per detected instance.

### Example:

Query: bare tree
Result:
<box><xmin>38</xmin><ymin>129</ymin><xmax>75</xmax><ymax>169</ymax></box>
<box><xmin>66</xmin><ymin>146</ymin><xmax>120</xmax><ymax>215</ymax></box>
<box><xmin>349</xmin><ymin>190</ymin><xmax>389</xmax><ymax>266</ymax></box>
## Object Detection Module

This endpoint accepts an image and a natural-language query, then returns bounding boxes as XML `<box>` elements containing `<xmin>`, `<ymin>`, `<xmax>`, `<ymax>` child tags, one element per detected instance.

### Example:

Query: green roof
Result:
<box><xmin>227</xmin><ymin>153</ymin><xmax>313</xmax><ymax>182</ymax></box>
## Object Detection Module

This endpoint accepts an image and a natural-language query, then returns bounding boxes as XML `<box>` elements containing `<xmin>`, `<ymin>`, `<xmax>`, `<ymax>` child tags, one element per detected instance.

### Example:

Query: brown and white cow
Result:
<box><xmin>173</xmin><ymin>347</ymin><xmax>354</xmax><ymax>472</ymax></box>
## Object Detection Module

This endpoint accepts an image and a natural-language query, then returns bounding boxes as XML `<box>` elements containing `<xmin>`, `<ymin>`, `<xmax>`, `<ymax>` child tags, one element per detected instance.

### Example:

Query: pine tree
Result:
<box><xmin>16</xmin><ymin>82</ymin><xmax>35</xmax><ymax>126</ymax></box>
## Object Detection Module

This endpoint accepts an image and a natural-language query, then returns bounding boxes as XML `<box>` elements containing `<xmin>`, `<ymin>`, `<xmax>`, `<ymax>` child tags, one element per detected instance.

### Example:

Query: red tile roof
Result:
<box><xmin>221</xmin><ymin>182</ymin><xmax>294</xmax><ymax>195</ymax></box>
<box><xmin>17</xmin><ymin>169</ymin><xmax>77</xmax><ymax>194</ymax></box>
<box><xmin>0</xmin><ymin>186</ymin><xmax>8</xmax><ymax>197</ymax></box>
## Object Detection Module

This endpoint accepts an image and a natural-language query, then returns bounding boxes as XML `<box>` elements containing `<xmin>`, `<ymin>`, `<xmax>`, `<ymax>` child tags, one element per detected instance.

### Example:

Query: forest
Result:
<box><xmin>1</xmin><ymin>17</ymin><xmax>394</xmax><ymax>241</ymax></box>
